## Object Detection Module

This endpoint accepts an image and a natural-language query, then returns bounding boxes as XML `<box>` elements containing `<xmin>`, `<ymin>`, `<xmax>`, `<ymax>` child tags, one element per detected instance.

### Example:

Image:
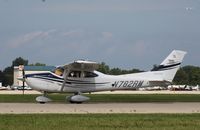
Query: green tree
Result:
<box><xmin>173</xmin><ymin>68</ymin><xmax>189</xmax><ymax>85</ymax></box>
<box><xmin>97</xmin><ymin>62</ymin><xmax>110</xmax><ymax>74</ymax></box>
<box><xmin>12</xmin><ymin>57</ymin><xmax>28</xmax><ymax>67</ymax></box>
<box><xmin>128</xmin><ymin>69</ymin><xmax>143</xmax><ymax>74</ymax></box>
<box><xmin>110</xmin><ymin>68</ymin><xmax>122</xmax><ymax>75</ymax></box>
<box><xmin>3</xmin><ymin>67</ymin><xmax>13</xmax><ymax>86</ymax></box>
<box><xmin>29</xmin><ymin>62</ymin><xmax>46</xmax><ymax>66</ymax></box>
<box><xmin>151</xmin><ymin>64</ymin><xmax>160</xmax><ymax>71</ymax></box>
<box><xmin>182</xmin><ymin>66</ymin><xmax>200</xmax><ymax>85</ymax></box>
<box><xmin>98</xmin><ymin>62</ymin><xmax>143</xmax><ymax>75</ymax></box>
<box><xmin>0</xmin><ymin>70</ymin><xmax>4</xmax><ymax>84</ymax></box>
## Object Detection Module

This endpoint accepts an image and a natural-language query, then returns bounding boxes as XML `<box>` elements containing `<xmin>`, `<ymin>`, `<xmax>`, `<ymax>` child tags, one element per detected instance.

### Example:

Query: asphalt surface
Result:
<box><xmin>1</xmin><ymin>102</ymin><xmax>200</xmax><ymax>114</ymax></box>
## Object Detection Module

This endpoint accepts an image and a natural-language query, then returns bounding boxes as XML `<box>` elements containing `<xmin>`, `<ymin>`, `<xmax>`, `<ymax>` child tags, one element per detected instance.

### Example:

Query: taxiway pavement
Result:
<box><xmin>0</xmin><ymin>102</ymin><xmax>200</xmax><ymax>114</ymax></box>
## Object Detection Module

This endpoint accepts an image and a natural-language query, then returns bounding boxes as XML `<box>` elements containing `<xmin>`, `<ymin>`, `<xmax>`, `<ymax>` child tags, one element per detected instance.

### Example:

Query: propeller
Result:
<box><xmin>18</xmin><ymin>65</ymin><xmax>26</xmax><ymax>95</ymax></box>
<box><xmin>22</xmin><ymin>68</ymin><xmax>25</xmax><ymax>95</ymax></box>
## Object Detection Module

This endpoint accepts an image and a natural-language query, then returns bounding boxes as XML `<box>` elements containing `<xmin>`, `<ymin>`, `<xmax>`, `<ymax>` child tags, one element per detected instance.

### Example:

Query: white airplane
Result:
<box><xmin>24</xmin><ymin>50</ymin><xmax>186</xmax><ymax>103</ymax></box>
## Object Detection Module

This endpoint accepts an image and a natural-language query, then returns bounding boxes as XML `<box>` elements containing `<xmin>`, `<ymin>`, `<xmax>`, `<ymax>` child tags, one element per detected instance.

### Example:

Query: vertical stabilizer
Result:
<box><xmin>151</xmin><ymin>50</ymin><xmax>187</xmax><ymax>82</ymax></box>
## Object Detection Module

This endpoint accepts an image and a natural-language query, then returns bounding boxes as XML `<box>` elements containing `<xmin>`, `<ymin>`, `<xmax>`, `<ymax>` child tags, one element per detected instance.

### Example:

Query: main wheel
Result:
<box><xmin>39</xmin><ymin>102</ymin><xmax>46</xmax><ymax>104</ymax></box>
<box><xmin>69</xmin><ymin>100</ymin><xmax>83</xmax><ymax>104</ymax></box>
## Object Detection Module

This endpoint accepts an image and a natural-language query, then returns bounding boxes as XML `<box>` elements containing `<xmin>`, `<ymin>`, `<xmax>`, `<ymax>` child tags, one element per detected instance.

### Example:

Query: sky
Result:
<box><xmin>0</xmin><ymin>0</ymin><xmax>200</xmax><ymax>71</ymax></box>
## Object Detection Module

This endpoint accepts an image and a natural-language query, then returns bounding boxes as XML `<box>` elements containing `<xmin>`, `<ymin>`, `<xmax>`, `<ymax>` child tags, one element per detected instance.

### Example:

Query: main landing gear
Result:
<box><xmin>36</xmin><ymin>92</ymin><xmax>52</xmax><ymax>104</ymax></box>
<box><xmin>35</xmin><ymin>92</ymin><xmax>90</xmax><ymax>104</ymax></box>
<box><xmin>66</xmin><ymin>92</ymin><xmax>90</xmax><ymax>104</ymax></box>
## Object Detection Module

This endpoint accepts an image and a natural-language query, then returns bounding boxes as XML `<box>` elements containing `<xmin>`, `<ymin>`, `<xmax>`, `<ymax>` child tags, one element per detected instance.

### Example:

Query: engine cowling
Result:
<box><xmin>67</xmin><ymin>95</ymin><xmax>90</xmax><ymax>103</ymax></box>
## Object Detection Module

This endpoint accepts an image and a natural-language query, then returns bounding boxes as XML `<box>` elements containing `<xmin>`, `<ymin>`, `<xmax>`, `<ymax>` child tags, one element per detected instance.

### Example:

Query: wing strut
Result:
<box><xmin>61</xmin><ymin>68</ymin><xmax>69</xmax><ymax>92</ymax></box>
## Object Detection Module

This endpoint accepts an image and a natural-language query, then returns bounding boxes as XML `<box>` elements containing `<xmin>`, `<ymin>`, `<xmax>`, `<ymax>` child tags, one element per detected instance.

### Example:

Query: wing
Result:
<box><xmin>61</xmin><ymin>60</ymin><xmax>99</xmax><ymax>71</ymax></box>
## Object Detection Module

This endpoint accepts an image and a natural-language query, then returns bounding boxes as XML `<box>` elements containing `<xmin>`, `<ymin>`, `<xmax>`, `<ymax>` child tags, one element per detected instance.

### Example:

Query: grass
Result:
<box><xmin>0</xmin><ymin>114</ymin><xmax>200</xmax><ymax>130</ymax></box>
<box><xmin>1</xmin><ymin>94</ymin><xmax>200</xmax><ymax>103</ymax></box>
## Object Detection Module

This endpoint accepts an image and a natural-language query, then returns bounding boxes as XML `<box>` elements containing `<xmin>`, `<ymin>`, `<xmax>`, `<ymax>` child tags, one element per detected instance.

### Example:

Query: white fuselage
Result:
<box><xmin>25</xmin><ymin>70</ymin><xmax>167</xmax><ymax>93</ymax></box>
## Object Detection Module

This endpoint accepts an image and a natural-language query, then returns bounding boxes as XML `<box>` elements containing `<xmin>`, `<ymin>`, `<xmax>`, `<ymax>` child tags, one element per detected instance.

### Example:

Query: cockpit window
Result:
<box><xmin>83</xmin><ymin>71</ymin><xmax>98</xmax><ymax>78</ymax></box>
<box><xmin>52</xmin><ymin>67</ymin><xmax>64</xmax><ymax>76</ymax></box>
<box><xmin>68</xmin><ymin>70</ymin><xmax>98</xmax><ymax>78</ymax></box>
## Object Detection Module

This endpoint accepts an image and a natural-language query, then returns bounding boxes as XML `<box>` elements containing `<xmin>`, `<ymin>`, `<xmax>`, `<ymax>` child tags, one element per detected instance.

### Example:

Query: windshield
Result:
<box><xmin>52</xmin><ymin>67</ymin><xmax>64</xmax><ymax>76</ymax></box>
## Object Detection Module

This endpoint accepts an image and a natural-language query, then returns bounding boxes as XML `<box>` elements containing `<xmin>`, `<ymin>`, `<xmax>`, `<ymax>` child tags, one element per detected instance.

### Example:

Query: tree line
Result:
<box><xmin>0</xmin><ymin>57</ymin><xmax>200</xmax><ymax>86</ymax></box>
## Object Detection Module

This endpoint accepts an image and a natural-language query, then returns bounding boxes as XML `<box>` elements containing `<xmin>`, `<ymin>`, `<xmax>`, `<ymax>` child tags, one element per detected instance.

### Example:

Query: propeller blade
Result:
<box><xmin>22</xmin><ymin>68</ymin><xmax>25</xmax><ymax>95</ymax></box>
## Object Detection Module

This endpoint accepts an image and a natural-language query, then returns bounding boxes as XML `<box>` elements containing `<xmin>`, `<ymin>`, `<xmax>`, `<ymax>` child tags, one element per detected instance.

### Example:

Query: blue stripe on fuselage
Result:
<box><xmin>25</xmin><ymin>72</ymin><xmax>109</xmax><ymax>85</ymax></box>
<box><xmin>25</xmin><ymin>73</ymin><xmax>63</xmax><ymax>80</ymax></box>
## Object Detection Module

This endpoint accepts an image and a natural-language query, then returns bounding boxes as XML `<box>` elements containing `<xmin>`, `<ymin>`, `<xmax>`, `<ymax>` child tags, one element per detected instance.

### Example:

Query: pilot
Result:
<box><xmin>55</xmin><ymin>68</ymin><xmax>63</xmax><ymax>76</ymax></box>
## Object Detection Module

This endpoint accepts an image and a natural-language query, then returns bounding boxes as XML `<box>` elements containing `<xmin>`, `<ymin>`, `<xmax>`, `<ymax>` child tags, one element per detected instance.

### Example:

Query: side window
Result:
<box><xmin>68</xmin><ymin>71</ymin><xmax>81</xmax><ymax>78</ymax></box>
<box><xmin>68</xmin><ymin>71</ymin><xmax>98</xmax><ymax>78</ymax></box>
<box><xmin>84</xmin><ymin>71</ymin><xmax>98</xmax><ymax>78</ymax></box>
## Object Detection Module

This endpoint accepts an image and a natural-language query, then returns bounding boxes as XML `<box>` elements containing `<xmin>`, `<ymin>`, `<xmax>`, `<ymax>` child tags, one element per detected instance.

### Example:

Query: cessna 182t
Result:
<box><xmin>23</xmin><ymin>50</ymin><xmax>186</xmax><ymax>103</ymax></box>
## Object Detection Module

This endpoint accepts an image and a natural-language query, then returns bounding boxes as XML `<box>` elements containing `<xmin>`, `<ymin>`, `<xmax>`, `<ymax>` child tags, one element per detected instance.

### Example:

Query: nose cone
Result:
<box><xmin>25</xmin><ymin>77</ymin><xmax>45</xmax><ymax>91</ymax></box>
<box><xmin>24</xmin><ymin>73</ymin><xmax>45</xmax><ymax>91</ymax></box>
<box><xmin>25</xmin><ymin>78</ymin><xmax>36</xmax><ymax>90</ymax></box>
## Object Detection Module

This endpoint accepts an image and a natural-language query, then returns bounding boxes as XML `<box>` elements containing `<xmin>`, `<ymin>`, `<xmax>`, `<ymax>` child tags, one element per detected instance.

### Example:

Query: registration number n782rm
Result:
<box><xmin>112</xmin><ymin>80</ymin><xmax>144</xmax><ymax>88</ymax></box>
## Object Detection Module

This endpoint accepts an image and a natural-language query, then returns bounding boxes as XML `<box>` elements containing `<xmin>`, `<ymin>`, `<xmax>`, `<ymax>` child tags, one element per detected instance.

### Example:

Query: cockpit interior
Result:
<box><xmin>52</xmin><ymin>67</ymin><xmax>98</xmax><ymax>78</ymax></box>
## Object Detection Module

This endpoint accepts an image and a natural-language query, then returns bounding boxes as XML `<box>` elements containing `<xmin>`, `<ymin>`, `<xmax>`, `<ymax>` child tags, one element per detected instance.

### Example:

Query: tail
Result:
<box><xmin>151</xmin><ymin>50</ymin><xmax>187</xmax><ymax>82</ymax></box>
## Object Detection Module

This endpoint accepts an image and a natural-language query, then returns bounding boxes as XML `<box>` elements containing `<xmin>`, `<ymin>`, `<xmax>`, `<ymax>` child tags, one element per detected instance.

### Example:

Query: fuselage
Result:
<box><xmin>25</xmin><ymin>70</ymin><xmax>154</xmax><ymax>93</ymax></box>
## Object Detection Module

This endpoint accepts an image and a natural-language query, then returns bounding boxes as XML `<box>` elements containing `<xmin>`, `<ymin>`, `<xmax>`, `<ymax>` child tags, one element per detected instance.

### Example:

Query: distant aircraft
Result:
<box><xmin>22</xmin><ymin>50</ymin><xmax>186</xmax><ymax>103</ymax></box>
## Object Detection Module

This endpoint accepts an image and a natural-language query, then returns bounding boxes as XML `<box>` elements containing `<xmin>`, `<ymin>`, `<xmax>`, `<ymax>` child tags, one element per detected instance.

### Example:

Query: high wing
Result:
<box><xmin>61</xmin><ymin>60</ymin><xmax>99</xmax><ymax>71</ymax></box>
